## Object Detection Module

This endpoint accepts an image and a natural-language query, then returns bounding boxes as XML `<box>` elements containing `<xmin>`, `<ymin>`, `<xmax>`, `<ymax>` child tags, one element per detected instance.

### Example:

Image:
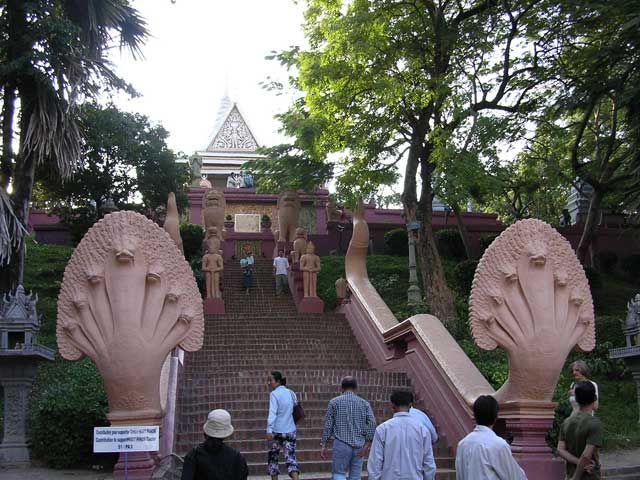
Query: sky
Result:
<box><xmin>110</xmin><ymin>0</ymin><xmax>307</xmax><ymax>155</ymax></box>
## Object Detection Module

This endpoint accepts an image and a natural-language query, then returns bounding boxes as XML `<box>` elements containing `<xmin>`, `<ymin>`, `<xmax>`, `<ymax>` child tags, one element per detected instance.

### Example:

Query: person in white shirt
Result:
<box><xmin>273</xmin><ymin>250</ymin><xmax>290</xmax><ymax>296</ymax></box>
<box><xmin>455</xmin><ymin>395</ymin><xmax>527</xmax><ymax>480</ymax></box>
<box><xmin>368</xmin><ymin>390</ymin><xmax>436</xmax><ymax>480</ymax></box>
<box><xmin>407</xmin><ymin>392</ymin><xmax>438</xmax><ymax>444</ymax></box>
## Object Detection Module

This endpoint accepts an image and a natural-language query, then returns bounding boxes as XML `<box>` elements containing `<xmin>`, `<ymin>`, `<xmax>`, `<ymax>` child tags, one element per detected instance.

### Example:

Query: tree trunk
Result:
<box><xmin>451</xmin><ymin>202</ymin><xmax>473</xmax><ymax>260</ymax></box>
<box><xmin>0</xmin><ymin>0</ymin><xmax>29</xmax><ymax>294</ymax></box>
<box><xmin>417</xmin><ymin>160</ymin><xmax>457</xmax><ymax>323</ymax></box>
<box><xmin>1</xmin><ymin>83</ymin><xmax>38</xmax><ymax>292</ymax></box>
<box><xmin>1</xmin><ymin>84</ymin><xmax>17</xmax><ymax>189</ymax></box>
<box><xmin>576</xmin><ymin>188</ymin><xmax>603</xmax><ymax>265</ymax></box>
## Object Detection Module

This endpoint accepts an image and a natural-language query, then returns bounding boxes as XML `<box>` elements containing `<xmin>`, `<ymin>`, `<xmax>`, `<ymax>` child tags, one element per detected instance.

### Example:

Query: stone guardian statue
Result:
<box><xmin>201</xmin><ymin>189</ymin><xmax>226</xmax><ymax>241</ymax></box>
<box><xmin>202</xmin><ymin>251</ymin><xmax>224</xmax><ymax>299</ymax></box>
<box><xmin>300</xmin><ymin>241</ymin><xmax>321</xmax><ymax>298</ymax></box>
<box><xmin>276</xmin><ymin>190</ymin><xmax>301</xmax><ymax>243</ymax></box>
<box><xmin>291</xmin><ymin>228</ymin><xmax>307</xmax><ymax>264</ymax></box>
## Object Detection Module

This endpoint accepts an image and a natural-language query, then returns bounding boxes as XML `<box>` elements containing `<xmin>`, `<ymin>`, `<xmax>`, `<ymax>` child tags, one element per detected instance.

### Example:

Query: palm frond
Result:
<box><xmin>23</xmin><ymin>86</ymin><xmax>82</xmax><ymax>179</ymax></box>
<box><xmin>0</xmin><ymin>188</ymin><xmax>27</xmax><ymax>266</ymax></box>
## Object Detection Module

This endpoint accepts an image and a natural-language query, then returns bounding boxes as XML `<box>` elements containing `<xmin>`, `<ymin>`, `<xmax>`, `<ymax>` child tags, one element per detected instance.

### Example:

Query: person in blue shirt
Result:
<box><xmin>266</xmin><ymin>371</ymin><xmax>300</xmax><ymax>480</ymax></box>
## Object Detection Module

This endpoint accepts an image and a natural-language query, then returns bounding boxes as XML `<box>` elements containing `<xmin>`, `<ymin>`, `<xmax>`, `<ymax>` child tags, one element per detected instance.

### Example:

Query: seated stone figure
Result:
<box><xmin>300</xmin><ymin>241</ymin><xmax>321</xmax><ymax>298</ymax></box>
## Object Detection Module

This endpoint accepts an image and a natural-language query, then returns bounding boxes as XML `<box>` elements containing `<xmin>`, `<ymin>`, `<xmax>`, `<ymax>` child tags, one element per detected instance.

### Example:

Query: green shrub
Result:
<box><xmin>583</xmin><ymin>266</ymin><xmax>603</xmax><ymax>290</ymax></box>
<box><xmin>435</xmin><ymin>229</ymin><xmax>466</xmax><ymax>260</ymax></box>
<box><xmin>595</xmin><ymin>250</ymin><xmax>618</xmax><ymax>274</ymax></box>
<box><xmin>621</xmin><ymin>254</ymin><xmax>640</xmax><ymax>283</ymax></box>
<box><xmin>452</xmin><ymin>260</ymin><xmax>479</xmax><ymax>297</ymax></box>
<box><xmin>28</xmin><ymin>357</ymin><xmax>113</xmax><ymax>469</ymax></box>
<box><xmin>180</xmin><ymin>223</ymin><xmax>204</xmax><ymax>263</ymax></box>
<box><xmin>383</xmin><ymin>228</ymin><xmax>408</xmax><ymax>256</ymax></box>
<box><xmin>479</xmin><ymin>234</ymin><xmax>499</xmax><ymax>255</ymax></box>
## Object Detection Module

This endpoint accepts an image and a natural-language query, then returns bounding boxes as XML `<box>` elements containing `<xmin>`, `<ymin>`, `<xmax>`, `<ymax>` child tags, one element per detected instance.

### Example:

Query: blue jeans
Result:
<box><xmin>332</xmin><ymin>438</ymin><xmax>364</xmax><ymax>480</ymax></box>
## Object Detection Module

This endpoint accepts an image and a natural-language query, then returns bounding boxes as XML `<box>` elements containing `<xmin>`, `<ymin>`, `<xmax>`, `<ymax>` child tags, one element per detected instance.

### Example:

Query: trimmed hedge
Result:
<box><xmin>435</xmin><ymin>229</ymin><xmax>466</xmax><ymax>260</ymax></box>
<box><xmin>479</xmin><ymin>234</ymin><xmax>499</xmax><ymax>255</ymax></box>
<box><xmin>27</xmin><ymin>357</ymin><xmax>113</xmax><ymax>468</ymax></box>
<box><xmin>383</xmin><ymin>228</ymin><xmax>408</xmax><ymax>256</ymax></box>
<box><xmin>583</xmin><ymin>266</ymin><xmax>603</xmax><ymax>290</ymax></box>
<box><xmin>621</xmin><ymin>254</ymin><xmax>640</xmax><ymax>283</ymax></box>
<box><xmin>595</xmin><ymin>250</ymin><xmax>618</xmax><ymax>274</ymax></box>
<box><xmin>452</xmin><ymin>260</ymin><xmax>479</xmax><ymax>297</ymax></box>
<box><xmin>180</xmin><ymin>223</ymin><xmax>204</xmax><ymax>263</ymax></box>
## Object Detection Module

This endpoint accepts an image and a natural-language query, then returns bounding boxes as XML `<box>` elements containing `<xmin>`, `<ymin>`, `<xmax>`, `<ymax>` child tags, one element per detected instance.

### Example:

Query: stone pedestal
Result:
<box><xmin>299</xmin><ymin>297</ymin><xmax>324</xmax><ymax>313</ymax></box>
<box><xmin>113</xmin><ymin>451</ymin><xmax>157</xmax><ymax>480</ymax></box>
<box><xmin>609</xmin><ymin>345</ymin><xmax>640</xmax><ymax>424</ymax></box>
<box><xmin>203</xmin><ymin>297</ymin><xmax>225</xmax><ymax>315</ymax></box>
<box><xmin>0</xmin><ymin>345</ymin><xmax>54</xmax><ymax>467</ymax></box>
<box><xmin>500</xmin><ymin>401</ymin><xmax>565</xmax><ymax>479</ymax></box>
<box><xmin>0</xmin><ymin>380</ymin><xmax>32</xmax><ymax>465</ymax></box>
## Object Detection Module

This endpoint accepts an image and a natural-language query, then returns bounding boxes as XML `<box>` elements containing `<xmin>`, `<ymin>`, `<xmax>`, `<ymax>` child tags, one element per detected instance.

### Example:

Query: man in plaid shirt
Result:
<box><xmin>320</xmin><ymin>376</ymin><xmax>377</xmax><ymax>480</ymax></box>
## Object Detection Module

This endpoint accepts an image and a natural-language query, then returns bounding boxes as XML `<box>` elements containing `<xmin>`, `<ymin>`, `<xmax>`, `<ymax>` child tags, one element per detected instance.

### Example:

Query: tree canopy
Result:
<box><xmin>0</xmin><ymin>0</ymin><xmax>148</xmax><ymax>291</ymax></box>
<box><xmin>34</xmin><ymin>104</ymin><xmax>189</xmax><ymax>242</ymax></box>
<box><xmin>262</xmin><ymin>0</ymin><xmax>548</xmax><ymax>321</ymax></box>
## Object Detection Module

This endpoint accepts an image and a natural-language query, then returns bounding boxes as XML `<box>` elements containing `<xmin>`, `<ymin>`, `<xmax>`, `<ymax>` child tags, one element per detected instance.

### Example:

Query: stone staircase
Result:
<box><xmin>175</xmin><ymin>256</ymin><xmax>455</xmax><ymax>479</ymax></box>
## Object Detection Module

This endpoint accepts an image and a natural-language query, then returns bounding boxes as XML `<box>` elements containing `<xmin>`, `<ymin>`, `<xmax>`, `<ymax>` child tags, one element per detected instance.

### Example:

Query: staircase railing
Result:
<box><xmin>340</xmin><ymin>202</ymin><xmax>494</xmax><ymax>448</ymax></box>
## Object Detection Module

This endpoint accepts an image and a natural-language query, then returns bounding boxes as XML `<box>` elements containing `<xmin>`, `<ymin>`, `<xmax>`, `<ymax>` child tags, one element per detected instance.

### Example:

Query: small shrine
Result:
<box><xmin>1</xmin><ymin>285</ymin><xmax>42</xmax><ymax>349</ymax></box>
<box><xmin>0</xmin><ymin>285</ymin><xmax>54</xmax><ymax>465</ymax></box>
<box><xmin>609</xmin><ymin>294</ymin><xmax>640</xmax><ymax>424</ymax></box>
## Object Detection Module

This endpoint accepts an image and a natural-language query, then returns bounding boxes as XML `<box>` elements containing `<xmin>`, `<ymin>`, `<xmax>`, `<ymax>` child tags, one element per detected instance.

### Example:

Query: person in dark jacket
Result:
<box><xmin>181</xmin><ymin>409</ymin><xmax>249</xmax><ymax>480</ymax></box>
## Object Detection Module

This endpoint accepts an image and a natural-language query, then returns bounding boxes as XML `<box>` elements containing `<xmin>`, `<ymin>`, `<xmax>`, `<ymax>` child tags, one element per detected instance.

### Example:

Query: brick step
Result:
<box><xmin>186</xmin><ymin>355</ymin><xmax>367</xmax><ymax>363</ymax></box>
<box><xmin>178</xmin><ymin>412</ymin><xmax>398</xmax><ymax>431</ymax></box>
<box><xmin>244</xmin><ymin>459</ymin><xmax>454</xmax><ymax>476</ymax></box>
<box><xmin>179</xmin><ymin>369</ymin><xmax>397</xmax><ymax>383</ymax></box>
<box><xmin>188</xmin><ymin>347</ymin><xmax>364</xmax><ymax>364</ymax></box>
<box><xmin>175</xmin><ymin>436</ymin><xmax>450</xmax><ymax>459</ymax></box>
<box><xmin>198</xmin><ymin>329</ymin><xmax>354</xmax><ymax>337</ymax></box>
<box><xmin>220</xmin><ymin>437</ymin><xmax>450</xmax><ymax>455</ymax></box>
<box><xmin>184</xmin><ymin>359</ymin><xmax>370</xmax><ymax>369</ymax></box>
<box><xmin>240</xmin><ymin>448</ymin><xmax>455</xmax><ymax>467</ymax></box>
<box><xmin>182</xmin><ymin>365</ymin><xmax>371</xmax><ymax>375</ymax></box>
<box><xmin>195</xmin><ymin>338</ymin><xmax>362</xmax><ymax>346</ymax></box>
<box><xmin>206</xmin><ymin>313</ymin><xmax>343</xmax><ymax>318</ymax></box>
<box><xmin>177</xmin><ymin>384</ymin><xmax>406</xmax><ymax>397</ymax></box>
<box><xmin>175</xmin><ymin>399</ymin><xmax>399</xmax><ymax>413</ymax></box>
<box><xmin>246</xmin><ymin>470</ymin><xmax>456</xmax><ymax>480</ymax></box>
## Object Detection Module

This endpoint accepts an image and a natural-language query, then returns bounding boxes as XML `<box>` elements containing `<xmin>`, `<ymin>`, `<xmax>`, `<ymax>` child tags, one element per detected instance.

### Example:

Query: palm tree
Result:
<box><xmin>0</xmin><ymin>0</ymin><xmax>148</xmax><ymax>292</ymax></box>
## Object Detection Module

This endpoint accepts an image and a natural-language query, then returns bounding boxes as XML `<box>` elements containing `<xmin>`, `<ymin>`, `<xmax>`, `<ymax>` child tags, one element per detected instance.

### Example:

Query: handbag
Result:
<box><xmin>290</xmin><ymin>390</ymin><xmax>305</xmax><ymax>423</ymax></box>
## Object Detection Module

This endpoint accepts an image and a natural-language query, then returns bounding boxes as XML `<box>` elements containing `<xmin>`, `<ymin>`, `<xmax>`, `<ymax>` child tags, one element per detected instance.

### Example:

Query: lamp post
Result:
<box><xmin>407</xmin><ymin>221</ymin><xmax>421</xmax><ymax>305</ymax></box>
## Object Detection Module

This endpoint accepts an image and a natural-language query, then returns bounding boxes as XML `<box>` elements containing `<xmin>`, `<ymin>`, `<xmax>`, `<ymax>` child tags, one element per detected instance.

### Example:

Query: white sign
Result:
<box><xmin>234</xmin><ymin>213</ymin><xmax>261</xmax><ymax>233</ymax></box>
<box><xmin>93</xmin><ymin>426</ymin><xmax>159</xmax><ymax>453</ymax></box>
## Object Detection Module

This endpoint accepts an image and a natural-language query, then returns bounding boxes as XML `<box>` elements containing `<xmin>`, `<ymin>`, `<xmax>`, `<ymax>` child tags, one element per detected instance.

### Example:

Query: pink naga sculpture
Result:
<box><xmin>470</xmin><ymin>219</ymin><xmax>595</xmax><ymax>403</ymax></box>
<box><xmin>470</xmin><ymin>219</ymin><xmax>595</xmax><ymax>477</ymax></box>
<box><xmin>56</xmin><ymin>211</ymin><xmax>203</xmax><ymax>427</ymax></box>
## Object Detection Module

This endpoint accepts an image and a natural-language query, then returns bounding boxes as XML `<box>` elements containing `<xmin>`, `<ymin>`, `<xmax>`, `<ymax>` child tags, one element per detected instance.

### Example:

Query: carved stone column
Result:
<box><xmin>0</xmin><ymin>379</ymin><xmax>32</xmax><ymax>464</ymax></box>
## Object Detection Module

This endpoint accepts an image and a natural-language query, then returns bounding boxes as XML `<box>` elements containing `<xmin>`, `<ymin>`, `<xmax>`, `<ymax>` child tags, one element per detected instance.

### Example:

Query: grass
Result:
<box><xmin>22</xmin><ymin>237</ymin><xmax>73</xmax><ymax>348</ymax></box>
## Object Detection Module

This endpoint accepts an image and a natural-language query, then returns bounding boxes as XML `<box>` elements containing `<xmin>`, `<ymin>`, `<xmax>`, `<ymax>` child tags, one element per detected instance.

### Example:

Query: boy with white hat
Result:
<box><xmin>181</xmin><ymin>409</ymin><xmax>248</xmax><ymax>480</ymax></box>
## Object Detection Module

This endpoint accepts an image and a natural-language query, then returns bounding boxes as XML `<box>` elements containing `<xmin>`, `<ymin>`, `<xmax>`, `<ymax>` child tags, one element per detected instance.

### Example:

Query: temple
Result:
<box><xmin>195</xmin><ymin>95</ymin><xmax>264</xmax><ymax>189</ymax></box>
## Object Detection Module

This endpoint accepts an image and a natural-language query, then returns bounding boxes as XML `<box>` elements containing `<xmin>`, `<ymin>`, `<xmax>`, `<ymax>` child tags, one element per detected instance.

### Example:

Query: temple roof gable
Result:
<box><xmin>205</xmin><ymin>100</ymin><xmax>260</xmax><ymax>153</ymax></box>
